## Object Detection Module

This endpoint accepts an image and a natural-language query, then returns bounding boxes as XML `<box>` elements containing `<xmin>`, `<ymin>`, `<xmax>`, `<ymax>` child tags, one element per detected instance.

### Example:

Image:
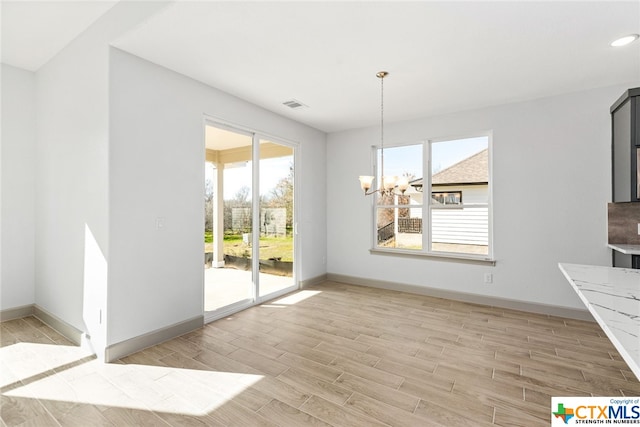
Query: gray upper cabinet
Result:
<box><xmin>611</xmin><ymin>87</ymin><xmax>640</xmax><ymax>202</ymax></box>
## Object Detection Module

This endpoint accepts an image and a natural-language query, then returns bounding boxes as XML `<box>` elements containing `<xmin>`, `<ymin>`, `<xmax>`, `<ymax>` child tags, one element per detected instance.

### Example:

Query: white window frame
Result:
<box><xmin>369</xmin><ymin>132</ymin><xmax>494</xmax><ymax>264</ymax></box>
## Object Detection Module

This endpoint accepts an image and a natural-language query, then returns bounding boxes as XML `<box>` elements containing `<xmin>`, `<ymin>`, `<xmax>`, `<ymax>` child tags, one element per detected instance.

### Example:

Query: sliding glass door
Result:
<box><xmin>204</xmin><ymin>122</ymin><xmax>297</xmax><ymax>320</ymax></box>
<box><xmin>204</xmin><ymin>125</ymin><xmax>254</xmax><ymax>313</ymax></box>
<box><xmin>258</xmin><ymin>139</ymin><xmax>295</xmax><ymax>297</ymax></box>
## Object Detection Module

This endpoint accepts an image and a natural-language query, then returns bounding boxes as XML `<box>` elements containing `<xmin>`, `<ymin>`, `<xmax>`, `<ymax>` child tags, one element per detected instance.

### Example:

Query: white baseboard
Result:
<box><xmin>299</xmin><ymin>274</ymin><xmax>328</xmax><ymax>289</ymax></box>
<box><xmin>0</xmin><ymin>304</ymin><xmax>35</xmax><ymax>322</ymax></box>
<box><xmin>2</xmin><ymin>304</ymin><xmax>205</xmax><ymax>362</ymax></box>
<box><xmin>105</xmin><ymin>315</ymin><xmax>204</xmax><ymax>362</ymax></box>
<box><xmin>33</xmin><ymin>305</ymin><xmax>84</xmax><ymax>345</ymax></box>
<box><xmin>0</xmin><ymin>304</ymin><xmax>84</xmax><ymax>344</ymax></box>
<box><xmin>326</xmin><ymin>273</ymin><xmax>594</xmax><ymax>321</ymax></box>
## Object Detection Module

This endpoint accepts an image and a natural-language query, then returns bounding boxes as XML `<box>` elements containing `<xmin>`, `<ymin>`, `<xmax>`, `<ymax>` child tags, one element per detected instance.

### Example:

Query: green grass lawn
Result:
<box><xmin>204</xmin><ymin>232</ymin><xmax>293</xmax><ymax>262</ymax></box>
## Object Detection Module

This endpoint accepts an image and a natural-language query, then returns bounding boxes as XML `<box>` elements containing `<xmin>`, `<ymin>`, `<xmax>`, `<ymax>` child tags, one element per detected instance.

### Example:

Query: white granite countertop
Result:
<box><xmin>558</xmin><ymin>263</ymin><xmax>640</xmax><ymax>380</ymax></box>
<box><xmin>609</xmin><ymin>243</ymin><xmax>640</xmax><ymax>255</ymax></box>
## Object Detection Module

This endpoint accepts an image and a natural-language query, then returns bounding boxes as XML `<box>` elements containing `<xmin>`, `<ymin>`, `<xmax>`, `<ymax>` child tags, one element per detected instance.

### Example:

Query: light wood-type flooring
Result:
<box><xmin>2</xmin><ymin>281</ymin><xmax>640</xmax><ymax>426</ymax></box>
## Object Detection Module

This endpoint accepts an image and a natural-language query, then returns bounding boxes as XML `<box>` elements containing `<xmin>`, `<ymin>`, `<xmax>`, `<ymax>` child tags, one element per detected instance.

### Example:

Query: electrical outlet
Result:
<box><xmin>484</xmin><ymin>273</ymin><xmax>493</xmax><ymax>284</ymax></box>
<box><xmin>637</xmin><ymin>223</ymin><xmax>640</xmax><ymax>235</ymax></box>
<box><xmin>156</xmin><ymin>217</ymin><xmax>165</xmax><ymax>229</ymax></box>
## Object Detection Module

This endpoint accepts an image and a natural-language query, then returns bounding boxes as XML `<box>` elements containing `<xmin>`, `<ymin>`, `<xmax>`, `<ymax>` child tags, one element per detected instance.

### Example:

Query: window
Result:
<box><xmin>432</xmin><ymin>191</ymin><xmax>462</xmax><ymax>205</ymax></box>
<box><xmin>373</xmin><ymin>135</ymin><xmax>492</xmax><ymax>260</ymax></box>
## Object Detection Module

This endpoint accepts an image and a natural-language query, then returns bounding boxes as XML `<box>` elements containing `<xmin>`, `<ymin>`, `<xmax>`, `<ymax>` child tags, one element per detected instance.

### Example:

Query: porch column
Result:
<box><xmin>213</xmin><ymin>161</ymin><xmax>225</xmax><ymax>268</ymax></box>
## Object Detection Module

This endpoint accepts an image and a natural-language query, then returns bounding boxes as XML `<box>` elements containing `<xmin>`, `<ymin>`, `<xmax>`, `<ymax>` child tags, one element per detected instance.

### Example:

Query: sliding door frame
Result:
<box><xmin>203</xmin><ymin>115</ymin><xmax>300</xmax><ymax>323</ymax></box>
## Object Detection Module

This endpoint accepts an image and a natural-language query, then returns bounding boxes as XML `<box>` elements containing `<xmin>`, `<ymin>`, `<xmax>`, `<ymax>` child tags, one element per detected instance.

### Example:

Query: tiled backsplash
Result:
<box><xmin>608</xmin><ymin>202</ymin><xmax>640</xmax><ymax>245</ymax></box>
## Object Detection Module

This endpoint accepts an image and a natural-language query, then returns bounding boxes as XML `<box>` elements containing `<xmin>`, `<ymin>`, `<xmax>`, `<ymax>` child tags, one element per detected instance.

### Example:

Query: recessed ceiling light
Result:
<box><xmin>610</xmin><ymin>34</ymin><xmax>639</xmax><ymax>47</ymax></box>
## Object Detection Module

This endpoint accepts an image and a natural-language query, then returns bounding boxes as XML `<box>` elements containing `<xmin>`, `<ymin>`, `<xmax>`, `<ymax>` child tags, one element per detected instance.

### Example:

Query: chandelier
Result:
<box><xmin>359</xmin><ymin>71</ymin><xmax>409</xmax><ymax>197</ymax></box>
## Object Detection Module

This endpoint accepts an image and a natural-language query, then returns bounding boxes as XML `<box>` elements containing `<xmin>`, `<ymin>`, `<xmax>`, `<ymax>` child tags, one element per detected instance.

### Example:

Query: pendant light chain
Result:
<box><xmin>359</xmin><ymin>71</ymin><xmax>408</xmax><ymax>197</ymax></box>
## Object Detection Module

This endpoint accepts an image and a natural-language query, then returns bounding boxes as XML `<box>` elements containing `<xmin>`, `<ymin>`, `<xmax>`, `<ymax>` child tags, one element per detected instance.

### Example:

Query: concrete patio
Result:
<box><xmin>204</xmin><ymin>266</ymin><xmax>294</xmax><ymax>312</ymax></box>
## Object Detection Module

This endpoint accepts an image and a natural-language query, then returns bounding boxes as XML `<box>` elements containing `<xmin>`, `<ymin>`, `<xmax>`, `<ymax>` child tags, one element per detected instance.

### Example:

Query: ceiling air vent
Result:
<box><xmin>283</xmin><ymin>99</ymin><xmax>308</xmax><ymax>109</ymax></box>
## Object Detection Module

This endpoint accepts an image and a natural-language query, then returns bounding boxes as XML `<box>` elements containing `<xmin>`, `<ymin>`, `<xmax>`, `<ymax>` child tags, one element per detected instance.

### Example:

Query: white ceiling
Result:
<box><xmin>3</xmin><ymin>1</ymin><xmax>640</xmax><ymax>133</ymax></box>
<box><xmin>1</xmin><ymin>0</ymin><xmax>118</xmax><ymax>71</ymax></box>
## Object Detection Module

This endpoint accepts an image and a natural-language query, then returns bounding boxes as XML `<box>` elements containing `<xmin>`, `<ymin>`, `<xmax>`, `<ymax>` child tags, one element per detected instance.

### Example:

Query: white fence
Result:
<box><xmin>231</xmin><ymin>207</ymin><xmax>287</xmax><ymax>236</ymax></box>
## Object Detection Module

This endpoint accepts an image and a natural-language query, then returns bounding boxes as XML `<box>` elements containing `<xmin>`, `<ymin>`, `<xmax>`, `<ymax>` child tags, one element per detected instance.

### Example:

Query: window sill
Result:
<box><xmin>369</xmin><ymin>247</ymin><xmax>496</xmax><ymax>266</ymax></box>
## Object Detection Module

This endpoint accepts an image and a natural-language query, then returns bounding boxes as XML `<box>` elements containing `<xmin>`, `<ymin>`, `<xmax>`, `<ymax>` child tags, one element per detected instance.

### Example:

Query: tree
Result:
<box><xmin>224</xmin><ymin>185</ymin><xmax>252</xmax><ymax>233</ymax></box>
<box><xmin>204</xmin><ymin>177</ymin><xmax>214</xmax><ymax>232</ymax></box>
<box><xmin>265</xmin><ymin>164</ymin><xmax>293</xmax><ymax>232</ymax></box>
<box><xmin>233</xmin><ymin>186</ymin><xmax>250</xmax><ymax>205</ymax></box>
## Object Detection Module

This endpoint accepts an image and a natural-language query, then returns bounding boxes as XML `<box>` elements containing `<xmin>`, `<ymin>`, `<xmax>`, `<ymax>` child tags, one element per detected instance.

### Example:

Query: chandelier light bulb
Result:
<box><xmin>610</xmin><ymin>34</ymin><xmax>639</xmax><ymax>47</ymax></box>
<box><xmin>397</xmin><ymin>176</ymin><xmax>409</xmax><ymax>194</ymax></box>
<box><xmin>383</xmin><ymin>176</ymin><xmax>397</xmax><ymax>190</ymax></box>
<box><xmin>359</xmin><ymin>175</ymin><xmax>374</xmax><ymax>193</ymax></box>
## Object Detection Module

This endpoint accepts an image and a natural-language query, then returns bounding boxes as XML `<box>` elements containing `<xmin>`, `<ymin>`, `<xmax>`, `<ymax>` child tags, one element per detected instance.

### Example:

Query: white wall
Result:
<box><xmin>34</xmin><ymin>2</ymin><xmax>170</xmax><ymax>355</ymax></box>
<box><xmin>1</xmin><ymin>64</ymin><xmax>36</xmax><ymax>310</ymax></box>
<box><xmin>108</xmin><ymin>49</ymin><xmax>326</xmax><ymax>346</ymax></box>
<box><xmin>1</xmin><ymin>2</ymin><xmax>325</xmax><ymax>353</ymax></box>
<box><xmin>327</xmin><ymin>83</ymin><xmax>639</xmax><ymax>311</ymax></box>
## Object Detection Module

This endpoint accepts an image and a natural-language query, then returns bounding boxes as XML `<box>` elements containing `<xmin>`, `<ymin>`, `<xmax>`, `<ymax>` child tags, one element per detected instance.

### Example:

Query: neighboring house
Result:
<box><xmin>404</xmin><ymin>149</ymin><xmax>489</xmax><ymax>246</ymax></box>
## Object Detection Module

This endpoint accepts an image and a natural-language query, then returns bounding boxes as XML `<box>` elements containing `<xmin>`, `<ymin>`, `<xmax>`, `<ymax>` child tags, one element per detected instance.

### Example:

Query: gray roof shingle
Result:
<box><xmin>410</xmin><ymin>148</ymin><xmax>488</xmax><ymax>187</ymax></box>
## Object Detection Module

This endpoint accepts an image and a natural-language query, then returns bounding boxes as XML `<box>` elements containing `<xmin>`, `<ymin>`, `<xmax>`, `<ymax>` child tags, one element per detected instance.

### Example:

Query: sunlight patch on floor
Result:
<box><xmin>2</xmin><ymin>342</ymin><xmax>263</xmax><ymax>416</ymax></box>
<box><xmin>269</xmin><ymin>290</ymin><xmax>322</xmax><ymax>305</ymax></box>
<box><xmin>0</xmin><ymin>342</ymin><xmax>94</xmax><ymax>389</ymax></box>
